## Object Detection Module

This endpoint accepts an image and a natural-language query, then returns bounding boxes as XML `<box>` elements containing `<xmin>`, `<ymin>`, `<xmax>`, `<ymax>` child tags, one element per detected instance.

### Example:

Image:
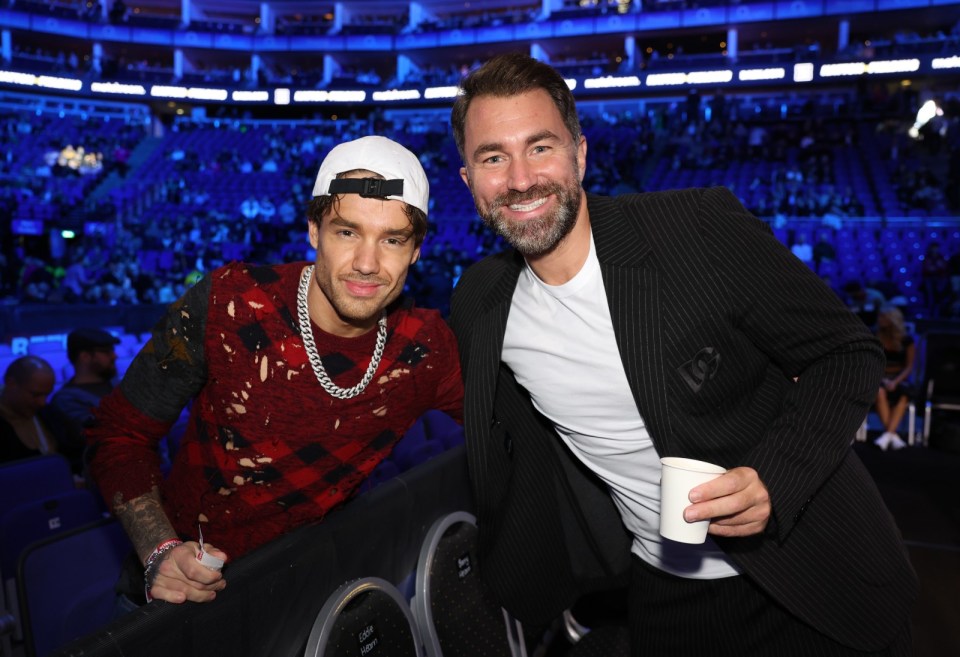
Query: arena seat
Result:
<box><xmin>303</xmin><ymin>577</ymin><xmax>423</xmax><ymax>657</ymax></box>
<box><xmin>421</xmin><ymin>410</ymin><xmax>464</xmax><ymax>450</ymax></box>
<box><xmin>390</xmin><ymin>417</ymin><xmax>446</xmax><ymax>471</ymax></box>
<box><xmin>922</xmin><ymin>332</ymin><xmax>960</xmax><ymax>450</ymax></box>
<box><xmin>0</xmin><ymin>489</ymin><xmax>103</xmax><ymax>643</ymax></box>
<box><xmin>361</xmin><ymin>458</ymin><xmax>401</xmax><ymax>491</ymax></box>
<box><xmin>411</xmin><ymin>511</ymin><xmax>527</xmax><ymax>657</ymax></box>
<box><xmin>0</xmin><ymin>455</ymin><xmax>75</xmax><ymax>522</ymax></box>
<box><xmin>16</xmin><ymin>517</ymin><xmax>131</xmax><ymax>657</ymax></box>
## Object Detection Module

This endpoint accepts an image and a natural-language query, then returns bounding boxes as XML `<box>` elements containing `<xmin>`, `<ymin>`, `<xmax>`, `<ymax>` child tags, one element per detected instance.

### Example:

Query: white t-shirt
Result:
<box><xmin>502</xmin><ymin>234</ymin><xmax>740</xmax><ymax>579</ymax></box>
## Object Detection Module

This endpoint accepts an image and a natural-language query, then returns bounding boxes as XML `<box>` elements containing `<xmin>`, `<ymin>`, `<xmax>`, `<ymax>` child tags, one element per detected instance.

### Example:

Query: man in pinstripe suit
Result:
<box><xmin>448</xmin><ymin>52</ymin><xmax>916</xmax><ymax>656</ymax></box>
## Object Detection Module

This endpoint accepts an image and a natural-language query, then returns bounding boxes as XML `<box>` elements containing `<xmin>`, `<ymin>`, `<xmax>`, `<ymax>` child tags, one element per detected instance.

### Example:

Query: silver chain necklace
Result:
<box><xmin>296</xmin><ymin>265</ymin><xmax>387</xmax><ymax>399</ymax></box>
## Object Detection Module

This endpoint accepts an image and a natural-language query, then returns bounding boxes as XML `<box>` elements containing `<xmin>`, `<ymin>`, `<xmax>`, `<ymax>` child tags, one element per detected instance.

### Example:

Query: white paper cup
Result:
<box><xmin>659</xmin><ymin>457</ymin><xmax>727</xmax><ymax>544</ymax></box>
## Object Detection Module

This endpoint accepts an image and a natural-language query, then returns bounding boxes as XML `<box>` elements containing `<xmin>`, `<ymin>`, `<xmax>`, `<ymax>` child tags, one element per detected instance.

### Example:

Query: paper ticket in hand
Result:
<box><xmin>197</xmin><ymin>525</ymin><xmax>224</xmax><ymax>571</ymax></box>
<box><xmin>197</xmin><ymin>549</ymin><xmax>224</xmax><ymax>571</ymax></box>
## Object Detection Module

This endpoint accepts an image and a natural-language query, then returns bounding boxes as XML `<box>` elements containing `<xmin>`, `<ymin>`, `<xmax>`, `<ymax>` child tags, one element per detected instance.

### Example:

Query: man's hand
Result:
<box><xmin>683</xmin><ymin>466</ymin><xmax>771</xmax><ymax>537</ymax></box>
<box><xmin>148</xmin><ymin>541</ymin><xmax>228</xmax><ymax>604</ymax></box>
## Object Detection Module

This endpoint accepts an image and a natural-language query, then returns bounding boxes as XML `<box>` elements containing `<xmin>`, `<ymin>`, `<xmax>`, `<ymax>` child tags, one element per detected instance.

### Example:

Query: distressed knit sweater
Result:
<box><xmin>87</xmin><ymin>261</ymin><xmax>463</xmax><ymax>558</ymax></box>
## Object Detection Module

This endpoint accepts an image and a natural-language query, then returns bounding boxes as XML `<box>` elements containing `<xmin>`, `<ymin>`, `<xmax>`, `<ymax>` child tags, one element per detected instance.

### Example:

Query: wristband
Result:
<box><xmin>144</xmin><ymin>539</ymin><xmax>183</xmax><ymax>602</ymax></box>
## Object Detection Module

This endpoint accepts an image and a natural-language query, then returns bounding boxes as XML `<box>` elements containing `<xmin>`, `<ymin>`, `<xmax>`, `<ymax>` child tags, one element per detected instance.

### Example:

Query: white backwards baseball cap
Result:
<box><xmin>312</xmin><ymin>136</ymin><xmax>430</xmax><ymax>216</ymax></box>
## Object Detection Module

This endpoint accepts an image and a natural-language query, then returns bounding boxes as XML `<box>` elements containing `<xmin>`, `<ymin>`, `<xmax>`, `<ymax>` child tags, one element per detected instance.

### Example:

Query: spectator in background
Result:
<box><xmin>239</xmin><ymin>195</ymin><xmax>260</xmax><ymax>220</ymax></box>
<box><xmin>948</xmin><ymin>245</ymin><xmax>960</xmax><ymax>317</ymax></box>
<box><xmin>812</xmin><ymin>232</ymin><xmax>837</xmax><ymax>270</ymax></box>
<box><xmin>921</xmin><ymin>241</ymin><xmax>949</xmax><ymax>315</ymax></box>
<box><xmin>0</xmin><ymin>356</ymin><xmax>85</xmax><ymax>474</ymax></box>
<box><xmin>61</xmin><ymin>253</ymin><xmax>97</xmax><ymax>303</ymax></box>
<box><xmin>843</xmin><ymin>280</ymin><xmax>885</xmax><ymax>327</ymax></box>
<box><xmin>789</xmin><ymin>232</ymin><xmax>813</xmax><ymax>266</ymax></box>
<box><xmin>49</xmin><ymin>328</ymin><xmax>120</xmax><ymax>434</ymax></box>
<box><xmin>257</xmin><ymin>195</ymin><xmax>276</xmax><ymax>222</ymax></box>
<box><xmin>108</xmin><ymin>0</ymin><xmax>127</xmax><ymax>24</ymax></box>
<box><xmin>872</xmin><ymin>307</ymin><xmax>915</xmax><ymax>451</ymax></box>
<box><xmin>85</xmin><ymin>136</ymin><xmax>463</xmax><ymax>609</ymax></box>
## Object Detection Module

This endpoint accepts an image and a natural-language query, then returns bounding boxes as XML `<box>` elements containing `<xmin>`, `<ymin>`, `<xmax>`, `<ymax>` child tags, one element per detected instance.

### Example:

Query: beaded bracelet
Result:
<box><xmin>144</xmin><ymin>538</ymin><xmax>183</xmax><ymax>602</ymax></box>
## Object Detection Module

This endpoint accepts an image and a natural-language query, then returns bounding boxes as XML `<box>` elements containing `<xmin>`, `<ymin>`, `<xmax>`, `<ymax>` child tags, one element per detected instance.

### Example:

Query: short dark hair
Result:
<box><xmin>451</xmin><ymin>52</ymin><xmax>582</xmax><ymax>163</ymax></box>
<box><xmin>3</xmin><ymin>356</ymin><xmax>53</xmax><ymax>385</ymax></box>
<box><xmin>306</xmin><ymin>169</ymin><xmax>427</xmax><ymax>247</ymax></box>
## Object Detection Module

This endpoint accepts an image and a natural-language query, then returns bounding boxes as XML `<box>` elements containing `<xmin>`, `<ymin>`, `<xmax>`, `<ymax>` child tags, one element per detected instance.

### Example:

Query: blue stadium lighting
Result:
<box><xmin>37</xmin><ymin>75</ymin><xmax>83</xmax><ymax>92</ymax></box>
<box><xmin>90</xmin><ymin>82</ymin><xmax>147</xmax><ymax>96</ymax></box>
<box><xmin>0</xmin><ymin>70</ymin><xmax>82</xmax><ymax>92</ymax></box>
<box><xmin>231</xmin><ymin>90</ymin><xmax>270</xmax><ymax>102</ymax></box>
<box><xmin>909</xmin><ymin>99</ymin><xmax>942</xmax><ymax>139</ymax></box>
<box><xmin>868</xmin><ymin>59</ymin><xmax>920</xmax><ymax>74</ymax></box>
<box><xmin>739</xmin><ymin>68</ymin><xmax>786</xmax><ymax>82</ymax></box>
<box><xmin>644</xmin><ymin>70</ymin><xmax>732</xmax><ymax>87</ymax></box>
<box><xmin>687</xmin><ymin>70</ymin><xmax>733</xmax><ymax>84</ymax></box>
<box><xmin>292</xmin><ymin>90</ymin><xmax>366</xmax><ymax>103</ymax></box>
<box><xmin>821</xmin><ymin>59</ymin><xmax>920</xmax><ymax>77</ymax></box>
<box><xmin>424</xmin><ymin>86</ymin><xmax>459</xmax><ymax>99</ymax></box>
<box><xmin>820</xmin><ymin>62</ymin><xmax>867</xmax><ymax>77</ymax></box>
<box><xmin>0</xmin><ymin>70</ymin><xmax>41</xmax><ymax>86</ymax></box>
<box><xmin>793</xmin><ymin>63</ymin><xmax>815</xmax><ymax>83</ymax></box>
<box><xmin>149</xmin><ymin>86</ymin><xmax>228</xmax><ymax>101</ymax></box>
<box><xmin>645</xmin><ymin>72</ymin><xmax>687</xmax><ymax>87</ymax></box>
<box><xmin>372</xmin><ymin>89</ymin><xmax>422</xmax><ymax>102</ymax></box>
<box><xmin>932</xmin><ymin>56</ymin><xmax>960</xmax><ymax>70</ymax></box>
<box><xmin>583</xmin><ymin>76</ymin><xmax>641</xmax><ymax>89</ymax></box>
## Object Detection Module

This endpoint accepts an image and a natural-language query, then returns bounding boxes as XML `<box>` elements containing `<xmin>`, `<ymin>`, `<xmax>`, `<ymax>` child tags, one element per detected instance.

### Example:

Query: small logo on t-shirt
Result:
<box><xmin>678</xmin><ymin>347</ymin><xmax>720</xmax><ymax>393</ymax></box>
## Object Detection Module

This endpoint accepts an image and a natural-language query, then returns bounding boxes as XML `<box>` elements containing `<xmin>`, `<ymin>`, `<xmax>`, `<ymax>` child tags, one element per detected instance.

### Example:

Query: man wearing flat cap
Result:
<box><xmin>50</xmin><ymin>328</ymin><xmax>120</xmax><ymax>433</ymax></box>
<box><xmin>86</xmin><ymin>136</ymin><xmax>463</xmax><ymax>607</ymax></box>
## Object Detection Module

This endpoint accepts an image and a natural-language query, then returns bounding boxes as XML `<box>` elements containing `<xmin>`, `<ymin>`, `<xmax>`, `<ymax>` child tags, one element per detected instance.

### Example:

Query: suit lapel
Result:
<box><xmin>589</xmin><ymin>194</ymin><xmax>672</xmax><ymax>451</ymax></box>
<box><xmin>466</xmin><ymin>254</ymin><xmax>523</xmax><ymax>430</ymax></box>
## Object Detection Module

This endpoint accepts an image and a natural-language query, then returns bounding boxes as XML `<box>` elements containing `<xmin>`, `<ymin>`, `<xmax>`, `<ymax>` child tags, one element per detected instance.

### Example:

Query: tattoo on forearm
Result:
<box><xmin>112</xmin><ymin>488</ymin><xmax>179</xmax><ymax>565</ymax></box>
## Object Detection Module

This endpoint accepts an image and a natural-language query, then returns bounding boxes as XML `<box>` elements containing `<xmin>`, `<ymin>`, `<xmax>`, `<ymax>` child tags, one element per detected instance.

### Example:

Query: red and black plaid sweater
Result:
<box><xmin>87</xmin><ymin>261</ymin><xmax>463</xmax><ymax>558</ymax></box>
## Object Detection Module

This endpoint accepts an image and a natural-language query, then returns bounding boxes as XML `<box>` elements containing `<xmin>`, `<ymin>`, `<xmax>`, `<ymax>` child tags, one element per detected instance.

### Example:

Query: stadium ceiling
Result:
<box><xmin>3</xmin><ymin>1</ymin><xmax>960</xmax><ymax>109</ymax></box>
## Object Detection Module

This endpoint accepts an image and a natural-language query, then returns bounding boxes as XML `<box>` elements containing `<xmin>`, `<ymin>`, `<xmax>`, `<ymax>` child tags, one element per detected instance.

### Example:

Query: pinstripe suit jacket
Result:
<box><xmin>449</xmin><ymin>187</ymin><xmax>918</xmax><ymax>651</ymax></box>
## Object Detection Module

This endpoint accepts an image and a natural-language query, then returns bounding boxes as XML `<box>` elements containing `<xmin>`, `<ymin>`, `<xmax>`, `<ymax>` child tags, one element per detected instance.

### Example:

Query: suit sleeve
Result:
<box><xmin>695</xmin><ymin>187</ymin><xmax>884</xmax><ymax>541</ymax></box>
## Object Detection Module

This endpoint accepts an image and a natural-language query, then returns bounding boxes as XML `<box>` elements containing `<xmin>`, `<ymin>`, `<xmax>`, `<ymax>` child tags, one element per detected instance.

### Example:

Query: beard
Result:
<box><xmin>96</xmin><ymin>362</ymin><xmax>118</xmax><ymax>382</ymax></box>
<box><xmin>476</xmin><ymin>179</ymin><xmax>582</xmax><ymax>257</ymax></box>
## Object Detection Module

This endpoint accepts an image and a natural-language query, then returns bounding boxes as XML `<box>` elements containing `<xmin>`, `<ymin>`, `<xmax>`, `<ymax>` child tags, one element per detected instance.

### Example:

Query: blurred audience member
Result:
<box><xmin>873</xmin><ymin>307</ymin><xmax>915</xmax><ymax>451</ymax></box>
<box><xmin>0</xmin><ymin>356</ymin><xmax>85</xmax><ymax>473</ymax></box>
<box><xmin>812</xmin><ymin>233</ymin><xmax>837</xmax><ymax>269</ymax></box>
<box><xmin>49</xmin><ymin>328</ymin><xmax>120</xmax><ymax>433</ymax></box>
<box><xmin>790</xmin><ymin>232</ymin><xmax>813</xmax><ymax>265</ymax></box>
<box><xmin>948</xmin><ymin>245</ymin><xmax>960</xmax><ymax>317</ymax></box>
<box><xmin>842</xmin><ymin>280</ymin><xmax>885</xmax><ymax>327</ymax></box>
<box><xmin>921</xmin><ymin>241</ymin><xmax>949</xmax><ymax>314</ymax></box>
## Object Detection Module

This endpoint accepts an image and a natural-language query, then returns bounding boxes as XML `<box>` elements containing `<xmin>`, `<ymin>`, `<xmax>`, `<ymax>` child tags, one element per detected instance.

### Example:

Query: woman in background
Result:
<box><xmin>874</xmin><ymin>306</ymin><xmax>916</xmax><ymax>451</ymax></box>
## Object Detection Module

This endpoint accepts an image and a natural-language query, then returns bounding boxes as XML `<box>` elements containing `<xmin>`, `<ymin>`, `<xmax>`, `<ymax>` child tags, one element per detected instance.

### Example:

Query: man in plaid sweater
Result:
<box><xmin>86</xmin><ymin>136</ymin><xmax>463</xmax><ymax>606</ymax></box>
